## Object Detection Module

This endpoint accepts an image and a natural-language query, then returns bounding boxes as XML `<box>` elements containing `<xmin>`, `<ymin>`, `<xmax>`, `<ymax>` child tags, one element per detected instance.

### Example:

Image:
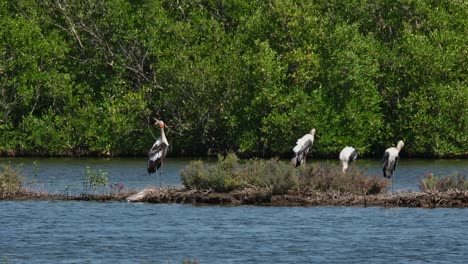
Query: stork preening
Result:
<box><xmin>339</xmin><ymin>146</ymin><xmax>358</xmax><ymax>172</ymax></box>
<box><xmin>382</xmin><ymin>140</ymin><xmax>404</xmax><ymax>191</ymax></box>
<box><xmin>292</xmin><ymin>128</ymin><xmax>316</xmax><ymax>168</ymax></box>
<box><xmin>147</xmin><ymin>119</ymin><xmax>169</xmax><ymax>175</ymax></box>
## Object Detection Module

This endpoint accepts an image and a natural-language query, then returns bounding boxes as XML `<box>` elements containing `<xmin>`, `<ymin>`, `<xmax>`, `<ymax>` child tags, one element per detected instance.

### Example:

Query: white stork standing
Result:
<box><xmin>382</xmin><ymin>140</ymin><xmax>404</xmax><ymax>190</ymax></box>
<box><xmin>292</xmin><ymin>128</ymin><xmax>316</xmax><ymax>168</ymax></box>
<box><xmin>339</xmin><ymin>146</ymin><xmax>358</xmax><ymax>172</ymax></box>
<box><xmin>147</xmin><ymin>119</ymin><xmax>169</xmax><ymax>175</ymax></box>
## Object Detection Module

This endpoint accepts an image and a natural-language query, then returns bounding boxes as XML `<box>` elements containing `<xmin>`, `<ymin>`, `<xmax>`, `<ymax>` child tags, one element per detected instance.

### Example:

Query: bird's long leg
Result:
<box><xmin>158</xmin><ymin>170</ymin><xmax>162</xmax><ymax>187</ymax></box>
<box><xmin>157</xmin><ymin>164</ymin><xmax>165</xmax><ymax>188</ymax></box>
<box><xmin>155</xmin><ymin>170</ymin><xmax>160</xmax><ymax>187</ymax></box>
<box><xmin>391</xmin><ymin>172</ymin><xmax>395</xmax><ymax>193</ymax></box>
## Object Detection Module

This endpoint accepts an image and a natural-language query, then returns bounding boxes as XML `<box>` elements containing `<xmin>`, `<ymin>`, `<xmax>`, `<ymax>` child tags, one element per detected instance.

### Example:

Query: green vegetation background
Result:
<box><xmin>0</xmin><ymin>0</ymin><xmax>466</xmax><ymax>158</ymax></box>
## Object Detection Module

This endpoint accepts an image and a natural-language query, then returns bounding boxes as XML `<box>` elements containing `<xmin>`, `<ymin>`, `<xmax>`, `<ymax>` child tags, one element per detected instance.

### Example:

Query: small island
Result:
<box><xmin>125</xmin><ymin>186</ymin><xmax>467</xmax><ymax>208</ymax></box>
<box><xmin>2</xmin><ymin>154</ymin><xmax>467</xmax><ymax>208</ymax></box>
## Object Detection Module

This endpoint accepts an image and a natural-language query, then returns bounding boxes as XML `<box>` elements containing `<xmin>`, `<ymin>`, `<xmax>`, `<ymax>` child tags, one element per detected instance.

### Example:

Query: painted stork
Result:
<box><xmin>382</xmin><ymin>140</ymin><xmax>404</xmax><ymax>192</ymax></box>
<box><xmin>292</xmin><ymin>128</ymin><xmax>316</xmax><ymax>167</ymax></box>
<box><xmin>147</xmin><ymin>119</ymin><xmax>169</xmax><ymax>174</ymax></box>
<box><xmin>339</xmin><ymin>146</ymin><xmax>358</xmax><ymax>172</ymax></box>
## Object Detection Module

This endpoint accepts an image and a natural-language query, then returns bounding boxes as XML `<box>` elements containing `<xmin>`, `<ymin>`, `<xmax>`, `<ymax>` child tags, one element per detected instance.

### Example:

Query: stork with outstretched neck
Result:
<box><xmin>292</xmin><ymin>128</ymin><xmax>316</xmax><ymax>167</ymax></box>
<box><xmin>147</xmin><ymin>119</ymin><xmax>169</xmax><ymax>175</ymax></box>
<box><xmin>339</xmin><ymin>146</ymin><xmax>358</xmax><ymax>172</ymax></box>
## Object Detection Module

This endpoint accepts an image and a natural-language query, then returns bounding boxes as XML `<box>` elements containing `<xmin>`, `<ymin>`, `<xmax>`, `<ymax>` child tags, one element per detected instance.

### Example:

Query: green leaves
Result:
<box><xmin>0</xmin><ymin>0</ymin><xmax>466</xmax><ymax>157</ymax></box>
<box><xmin>82</xmin><ymin>166</ymin><xmax>109</xmax><ymax>195</ymax></box>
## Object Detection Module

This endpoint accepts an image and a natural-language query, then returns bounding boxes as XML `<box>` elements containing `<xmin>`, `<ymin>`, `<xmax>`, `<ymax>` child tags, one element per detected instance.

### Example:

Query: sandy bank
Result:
<box><xmin>2</xmin><ymin>187</ymin><xmax>466</xmax><ymax>208</ymax></box>
<box><xmin>126</xmin><ymin>186</ymin><xmax>468</xmax><ymax>208</ymax></box>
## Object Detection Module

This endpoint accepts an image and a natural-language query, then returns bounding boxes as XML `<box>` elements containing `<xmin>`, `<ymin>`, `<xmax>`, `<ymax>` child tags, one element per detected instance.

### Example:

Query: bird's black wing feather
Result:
<box><xmin>147</xmin><ymin>142</ymin><xmax>169</xmax><ymax>174</ymax></box>
<box><xmin>297</xmin><ymin>140</ymin><xmax>312</xmax><ymax>156</ymax></box>
<box><xmin>382</xmin><ymin>151</ymin><xmax>389</xmax><ymax>165</ymax></box>
<box><xmin>349</xmin><ymin>149</ymin><xmax>358</xmax><ymax>163</ymax></box>
<box><xmin>292</xmin><ymin>152</ymin><xmax>305</xmax><ymax>168</ymax></box>
<box><xmin>293</xmin><ymin>140</ymin><xmax>312</xmax><ymax>168</ymax></box>
<box><xmin>382</xmin><ymin>151</ymin><xmax>390</xmax><ymax>178</ymax></box>
<box><xmin>149</xmin><ymin>142</ymin><xmax>168</xmax><ymax>157</ymax></box>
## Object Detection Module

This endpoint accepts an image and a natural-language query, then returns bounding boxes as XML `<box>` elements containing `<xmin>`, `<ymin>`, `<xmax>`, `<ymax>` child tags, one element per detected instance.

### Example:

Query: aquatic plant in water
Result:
<box><xmin>82</xmin><ymin>166</ymin><xmax>109</xmax><ymax>195</ymax></box>
<box><xmin>109</xmin><ymin>182</ymin><xmax>125</xmax><ymax>194</ymax></box>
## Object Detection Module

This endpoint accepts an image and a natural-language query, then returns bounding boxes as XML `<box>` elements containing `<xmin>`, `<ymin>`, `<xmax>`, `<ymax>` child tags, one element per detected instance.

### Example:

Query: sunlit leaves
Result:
<box><xmin>0</xmin><ymin>0</ymin><xmax>466</xmax><ymax>157</ymax></box>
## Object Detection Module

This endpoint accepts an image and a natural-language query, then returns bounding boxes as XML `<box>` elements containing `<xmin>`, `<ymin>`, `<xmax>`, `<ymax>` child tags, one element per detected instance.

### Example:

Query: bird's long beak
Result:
<box><xmin>153</xmin><ymin>118</ymin><xmax>168</xmax><ymax>128</ymax></box>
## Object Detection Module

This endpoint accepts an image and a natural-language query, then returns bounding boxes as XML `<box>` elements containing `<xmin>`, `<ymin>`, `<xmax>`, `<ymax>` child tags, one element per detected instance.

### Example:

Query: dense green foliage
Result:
<box><xmin>1</xmin><ymin>0</ymin><xmax>466</xmax><ymax>157</ymax></box>
<box><xmin>181</xmin><ymin>153</ymin><xmax>388</xmax><ymax>195</ymax></box>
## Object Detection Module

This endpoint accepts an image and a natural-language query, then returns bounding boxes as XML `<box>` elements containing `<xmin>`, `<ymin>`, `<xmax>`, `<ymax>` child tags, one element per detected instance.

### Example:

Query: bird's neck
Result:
<box><xmin>160</xmin><ymin>127</ymin><xmax>167</xmax><ymax>142</ymax></box>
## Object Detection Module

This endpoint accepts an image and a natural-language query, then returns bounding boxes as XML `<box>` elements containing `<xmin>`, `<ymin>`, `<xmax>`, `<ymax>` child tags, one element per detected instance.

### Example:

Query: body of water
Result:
<box><xmin>2</xmin><ymin>157</ymin><xmax>467</xmax><ymax>193</ymax></box>
<box><xmin>1</xmin><ymin>157</ymin><xmax>467</xmax><ymax>263</ymax></box>
<box><xmin>1</xmin><ymin>202</ymin><xmax>467</xmax><ymax>263</ymax></box>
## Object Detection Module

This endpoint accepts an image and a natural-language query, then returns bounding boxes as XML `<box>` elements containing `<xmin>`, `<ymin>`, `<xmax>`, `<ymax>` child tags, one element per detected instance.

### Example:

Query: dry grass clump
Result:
<box><xmin>297</xmin><ymin>163</ymin><xmax>389</xmax><ymax>195</ymax></box>
<box><xmin>180</xmin><ymin>154</ymin><xmax>243</xmax><ymax>192</ymax></box>
<box><xmin>0</xmin><ymin>163</ymin><xmax>24</xmax><ymax>198</ymax></box>
<box><xmin>418</xmin><ymin>172</ymin><xmax>466</xmax><ymax>192</ymax></box>
<box><xmin>243</xmin><ymin>158</ymin><xmax>298</xmax><ymax>195</ymax></box>
<box><xmin>181</xmin><ymin>154</ymin><xmax>388</xmax><ymax>195</ymax></box>
<box><xmin>181</xmin><ymin>153</ymin><xmax>297</xmax><ymax>194</ymax></box>
<box><xmin>1</xmin><ymin>163</ymin><xmax>58</xmax><ymax>200</ymax></box>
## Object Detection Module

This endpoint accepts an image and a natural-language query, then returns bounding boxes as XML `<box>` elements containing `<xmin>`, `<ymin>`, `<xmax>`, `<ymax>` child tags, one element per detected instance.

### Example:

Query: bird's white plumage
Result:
<box><xmin>293</xmin><ymin>134</ymin><xmax>315</xmax><ymax>153</ymax></box>
<box><xmin>382</xmin><ymin>140</ymin><xmax>404</xmax><ymax>179</ymax></box>
<box><xmin>383</xmin><ymin>147</ymin><xmax>399</xmax><ymax>177</ymax></box>
<box><xmin>339</xmin><ymin>146</ymin><xmax>356</xmax><ymax>161</ymax></box>
<box><xmin>292</xmin><ymin>129</ymin><xmax>316</xmax><ymax>167</ymax></box>
<box><xmin>149</xmin><ymin>138</ymin><xmax>168</xmax><ymax>162</ymax></box>
<box><xmin>147</xmin><ymin>120</ymin><xmax>169</xmax><ymax>174</ymax></box>
<box><xmin>339</xmin><ymin>146</ymin><xmax>358</xmax><ymax>172</ymax></box>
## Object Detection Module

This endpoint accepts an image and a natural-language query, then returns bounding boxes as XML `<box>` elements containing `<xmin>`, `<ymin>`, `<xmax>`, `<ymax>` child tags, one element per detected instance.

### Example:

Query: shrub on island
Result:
<box><xmin>0</xmin><ymin>163</ymin><xmax>24</xmax><ymax>198</ymax></box>
<box><xmin>181</xmin><ymin>153</ymin><xmax>389</xmax><ymax>195</ymax></box>
<box><xmin>418</xmin><ymin>172</ymin><xmax>467</xmax><ymax>192</ymax></box>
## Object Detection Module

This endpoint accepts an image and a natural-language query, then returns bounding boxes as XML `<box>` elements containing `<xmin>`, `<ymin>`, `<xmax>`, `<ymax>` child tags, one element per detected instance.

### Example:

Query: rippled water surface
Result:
<box><xmin>1</xmin><ymin>202</ymin><xmax>467</xmax><ymax>263</ymax></box>
<box><xmin>1</xmin><ymin>158</ymin><xmax>467</xmax><ymax>263</ymax></box>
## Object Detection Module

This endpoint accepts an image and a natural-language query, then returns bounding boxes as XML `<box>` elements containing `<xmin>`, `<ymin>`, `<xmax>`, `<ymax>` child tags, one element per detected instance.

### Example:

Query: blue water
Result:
<box><xmin>2</xmin><ymin>157</ymin><xmax>467</xmax><ymax>193</ymax></box>
<box><xmin>1</xmin><ymin>158</ymin><xmax>467</xmax><ymax>263</ymax></box>
<box><xmin>1</xmin><ymin>202</ymin><xmax>467</xmax><ymax>263</ymax></box>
